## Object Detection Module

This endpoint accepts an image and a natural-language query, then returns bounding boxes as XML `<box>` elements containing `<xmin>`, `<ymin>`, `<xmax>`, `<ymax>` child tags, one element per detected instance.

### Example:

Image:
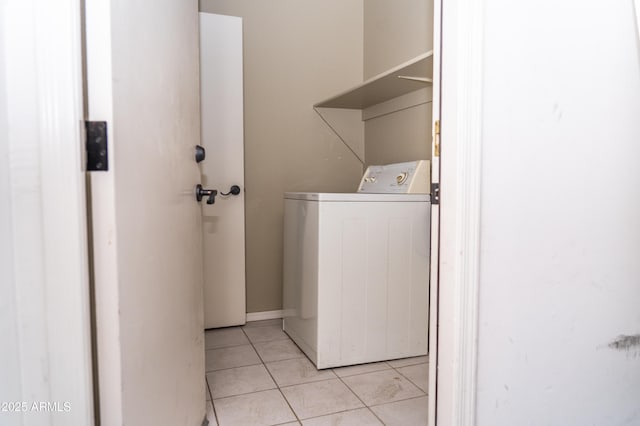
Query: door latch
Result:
<box><xmin>196</xmin><ymin>184</ymin><xmax>217</xmax><ymax>204</ymax></box>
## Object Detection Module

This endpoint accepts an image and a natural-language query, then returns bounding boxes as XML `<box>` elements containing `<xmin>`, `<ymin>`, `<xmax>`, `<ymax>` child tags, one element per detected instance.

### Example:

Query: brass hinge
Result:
<box><xmin>434</xmin><ymin>119</ymin><xmax>440</xmax><ymax>157</ymax></box>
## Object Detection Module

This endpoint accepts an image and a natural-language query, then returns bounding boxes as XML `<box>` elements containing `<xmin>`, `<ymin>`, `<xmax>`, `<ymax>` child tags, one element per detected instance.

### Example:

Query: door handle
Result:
<box><xmin>196</xmin><ymin>184</ymin><xmax>217</xmax><ymax>204</ymax></box>
<box><xmin>220</xmin><ymin>185</ymin><xmax>241</xmax><ymax>196</ymax></box>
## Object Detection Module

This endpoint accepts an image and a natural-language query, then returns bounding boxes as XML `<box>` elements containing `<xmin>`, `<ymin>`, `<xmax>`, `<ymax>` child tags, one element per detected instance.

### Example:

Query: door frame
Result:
<box><xmin>431</xmin><ymin>0</ymin><xmax>485</xmax><ymax>424</ymax></box>
<box><xmin>83</xmin><ymin>0</ymin><xmax>123</xmax><ymax>422</ymax></box>
<box><xmin>427</xmin><ymin>0</ymin><xmax>443</xmax><ymax>422</ymax></box>
<box><xmin>1</xmin><ymin>0</ymin><xmax>487</xmax><ymax>423</ymax></box>
<box><xmin>0</xmin><ymin>0</ymin><xmax>94</xmax><ymax>424</ymax></box>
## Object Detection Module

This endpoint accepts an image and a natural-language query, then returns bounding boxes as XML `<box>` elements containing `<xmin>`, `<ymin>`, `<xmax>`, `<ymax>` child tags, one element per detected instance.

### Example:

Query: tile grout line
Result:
<box><xmin>367</xmin><ymin>394</ymin><xmax>429</xmax><ymax>409</ymax></box>
<box><xmin>334</xmin><ymin>372</ymin><xmax>387</xmax><ymax>426</ymax></box>
<box><xmin>207</xmin><ymin>325</ymin><xmax>305</xmax><ymax>424</ymax></box>
<box><xmin>205</xmin><ymin>358</ymin><xmax>263</xmax><ymax>374</ymax></box>
<box><xmin>207</xmin><ymin>325</ymin><xmax>427</xmax><ymax>425</ymax></box>
<box><xmin>204</xmin><ymin>322</ymin><xmax>288</xmax><ymax>350</ymax></box>
<box><xmin>206</xmin><ymin>376</ymin><xmax>221</xmax><ymax>426</ymax></box>
<box><xmin>240</xmin><ymin>325</ymin><xmax>303</xmax><ymax>425</ymax></box>
<box><xmin>206</xmin><ymin>379</ymin><xmax>278</xmax><ymax>402</ymax></box>
<box><xmin>268</xmin><ymin>328</ymin><xmax>363</xmax><ymax>408</ymax></box>
<box><xmin>205</xmin><ymin>328</ymin><xmax>274</xmax><ymax>425</ymax></box>
<box><xmin>277</xmin><ymin>375</ymin><xmax>341</xmax><ymax>390</ymax></box>
<box><xmin>206</xmin><ymin>376</ymin><xmax>214</xmax><ymax>402</ymax></box>
<box><xmin>336</xmin><ymin>361</ymin><xmax>430</xmax><ymax>425</ymax></box>
<box><xmin>297</xmin><ymin>406</ymin><xmax>385</xmax><ymax>424</ymax></box>
<box><xmin>205</xmin><ymin>342</ymin><xmax>254</xmax><ymax>351</ymax></box>
<box><xmin>389</xmin><ymin>363</ymin><xmax>429</xmax><ymax>396</ymax></box>
<box><xmin>387</xmin><ymin>364</ymin><xmax>428</xmax><ymax>399</ymax></box>
<box><xmin>331</xmin><ymin>362</ymin><xmax>392</xmax><ymax>379</ymax></box>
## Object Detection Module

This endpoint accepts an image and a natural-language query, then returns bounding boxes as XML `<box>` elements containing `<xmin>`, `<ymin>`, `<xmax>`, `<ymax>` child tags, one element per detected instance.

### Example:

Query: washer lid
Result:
<box><xmin>284</xmin><ymin>192</ymin><xmax>431</xmax><ymax>202</ymax></box>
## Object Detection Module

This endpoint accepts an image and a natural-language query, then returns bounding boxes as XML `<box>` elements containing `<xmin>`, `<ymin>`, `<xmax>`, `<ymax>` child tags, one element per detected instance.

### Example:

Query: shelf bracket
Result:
<box><xmin>313</xmin><ymin>107</ymin><xmax>365</xmax><ymax>166</ymax></box>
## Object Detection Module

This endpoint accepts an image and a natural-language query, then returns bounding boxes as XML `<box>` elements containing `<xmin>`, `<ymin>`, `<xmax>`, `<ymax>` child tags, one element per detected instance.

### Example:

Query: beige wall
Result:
<box><xmin>364</xmin><ymin>0</ymin><xmax>433</xmax><ymax>79</ymax></box>
<box><xmin>363</xmin><ymin>0</ymin><xmax>433</xmax><ymax>168</ymax></box>
<box><xmin>199</xmin><ymin>0</ymin><xmax>364</xmax><ymax>313</ymax></box>
<box><xmin>363</xmin><ymin>88</ymin><xmax>432</xmax><ymax>167</ymax></box>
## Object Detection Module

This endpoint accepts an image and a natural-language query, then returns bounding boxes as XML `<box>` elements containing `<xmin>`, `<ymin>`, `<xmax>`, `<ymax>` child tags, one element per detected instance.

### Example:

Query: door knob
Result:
<box><xmin>195</xmin><ymin>145</ymin><xmax>206</xmax><ymax>163</ymax></box>
<box><xmin>196</xmin><ymin>184</ymin><xmax>217</xmax><ymax>204</ymax></box>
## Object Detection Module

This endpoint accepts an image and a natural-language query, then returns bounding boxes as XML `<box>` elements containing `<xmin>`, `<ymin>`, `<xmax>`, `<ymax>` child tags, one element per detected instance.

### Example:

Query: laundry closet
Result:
<box><xmin>199</xmin><ymin>0</ymin><xmax>436</xmax><ymax>360</ymax></box>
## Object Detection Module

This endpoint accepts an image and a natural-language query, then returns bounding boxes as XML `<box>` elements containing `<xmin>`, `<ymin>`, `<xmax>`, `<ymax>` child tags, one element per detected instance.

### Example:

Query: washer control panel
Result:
<box><xmin>357</xmin><ymin>160</ymin><xmax>430</xmax><ymax>194</ymax></box>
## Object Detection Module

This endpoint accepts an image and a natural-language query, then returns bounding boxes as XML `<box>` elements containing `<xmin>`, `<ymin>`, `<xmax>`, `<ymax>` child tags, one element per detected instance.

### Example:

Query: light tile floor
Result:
<box><xmin>205</xmin><ymin>319</ymin><xmax>429</xmax><ymax>426</ymax></box>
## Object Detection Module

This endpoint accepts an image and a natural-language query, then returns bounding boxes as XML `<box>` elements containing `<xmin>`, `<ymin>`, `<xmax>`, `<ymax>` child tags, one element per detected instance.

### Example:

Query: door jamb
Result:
<box><xmin>1</xmin><ymin>0</ymin><xmax>94</xmax><ymax>423</ymax></box>
<box><xmin>427</xmin><ymin>0</ymin><xmax>443</xmax><ymax>423</ymax></box>
<box><xmin>433</xmin><ymin>0</ymin><xmax>485</xmax><ymax>424</ymax></box>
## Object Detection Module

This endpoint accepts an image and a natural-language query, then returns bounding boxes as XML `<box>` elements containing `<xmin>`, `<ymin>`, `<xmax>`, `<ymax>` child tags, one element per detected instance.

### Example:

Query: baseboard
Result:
<box><xmin>246</xmin><ymin>310</ymin><xmax>284</xmax><ymax>322</ymax></box>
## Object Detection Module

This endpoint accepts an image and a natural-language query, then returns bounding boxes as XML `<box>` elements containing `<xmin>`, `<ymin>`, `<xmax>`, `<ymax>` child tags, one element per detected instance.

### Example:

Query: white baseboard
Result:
<box><xmin>246</xmin><ymin>310</ymin><xmax>284</xmax><ymax>323</ymax></box>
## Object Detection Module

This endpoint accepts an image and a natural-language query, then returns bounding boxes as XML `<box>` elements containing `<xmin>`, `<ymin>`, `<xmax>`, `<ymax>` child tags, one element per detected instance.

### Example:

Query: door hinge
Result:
<box><xmin>85</xmin><ymin>121</ymin><xmax>108</xmax><ymax>171</ymax></box>
<box><xmin>431</xmin><ymin>182</ymin><xmax>440</xmax><ymax>205</ymax></box>
<box><xmin>434</xmin><ymin>119</ymin><xmax>440</xmax><ymax>157</ymax></box>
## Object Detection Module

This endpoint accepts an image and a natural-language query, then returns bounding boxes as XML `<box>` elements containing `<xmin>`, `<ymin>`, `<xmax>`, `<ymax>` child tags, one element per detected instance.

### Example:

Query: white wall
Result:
<box><xmin>469</xmin><ymin>0</ymin><xmax>640</xmax><ymax>423</ymax></box>
<box><xmin>0</xmin><ymin>20</ymin><xmax>21</xmax><ymax>419</ymax></box>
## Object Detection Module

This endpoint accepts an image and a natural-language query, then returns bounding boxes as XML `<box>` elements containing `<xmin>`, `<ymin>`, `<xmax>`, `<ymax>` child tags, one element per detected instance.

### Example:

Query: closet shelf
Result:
<box><xmin>314</xmin><ymin>51</ymin><xmax>433</xmax><ymax>109</ymax></box>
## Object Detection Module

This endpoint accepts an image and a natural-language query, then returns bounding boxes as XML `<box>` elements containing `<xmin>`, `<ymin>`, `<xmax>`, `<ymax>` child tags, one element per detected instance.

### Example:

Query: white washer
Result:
<box><xmin>283</xmin><ymin>160</ymin><xmax>431</xmax><ymax>369</ymax></box>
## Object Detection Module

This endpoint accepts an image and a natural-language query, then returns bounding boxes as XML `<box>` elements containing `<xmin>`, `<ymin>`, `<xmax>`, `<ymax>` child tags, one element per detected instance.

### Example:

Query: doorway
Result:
<box><xmin>199</xmin><ymin>0</ymin><xmax>439</xmax><ymax>424</ymax></box>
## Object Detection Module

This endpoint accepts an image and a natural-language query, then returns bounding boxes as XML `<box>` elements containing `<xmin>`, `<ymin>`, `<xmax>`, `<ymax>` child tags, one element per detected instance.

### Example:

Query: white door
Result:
<box><xmin>85</xmin><ymin>1</ymin><xmax>205</xmax><ymax>425</ymax></box>
<box><xmin>199</xmin><ymin>13</ymin><xmax>247</xmax><ymax>328</ymax></box>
